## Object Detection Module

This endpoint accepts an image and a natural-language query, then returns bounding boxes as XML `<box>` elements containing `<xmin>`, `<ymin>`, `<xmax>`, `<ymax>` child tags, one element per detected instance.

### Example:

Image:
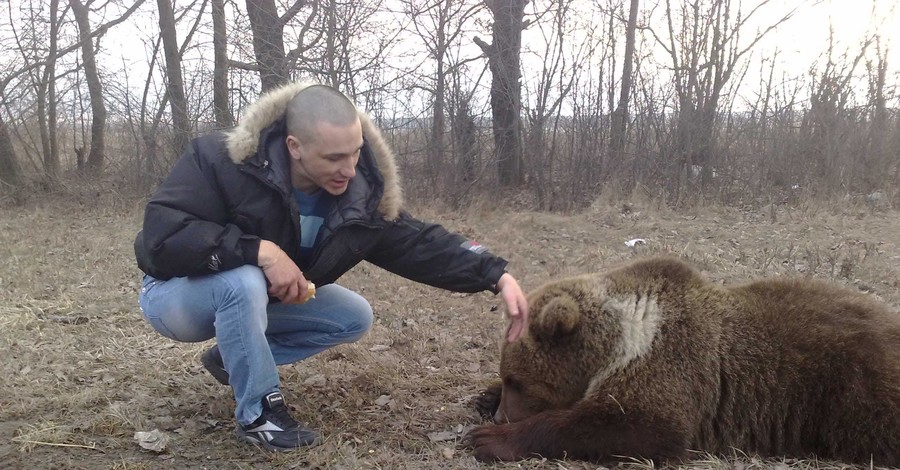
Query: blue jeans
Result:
<box><xmin>138</xmin><ymin>265</ymin><xmax>373</xmax><ymax>425</ymax></box>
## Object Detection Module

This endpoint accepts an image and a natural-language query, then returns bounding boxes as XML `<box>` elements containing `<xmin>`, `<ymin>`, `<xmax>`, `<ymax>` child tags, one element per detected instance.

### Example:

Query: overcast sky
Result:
<box><xmin>764</xmin><ymin>0</ymin><xmax>899</xmax><ymax>71</ymax></box>
<box><xmin>73</xmin><ymin>0</ymin><xmax>900</xmax><ymax>114</ymax></box>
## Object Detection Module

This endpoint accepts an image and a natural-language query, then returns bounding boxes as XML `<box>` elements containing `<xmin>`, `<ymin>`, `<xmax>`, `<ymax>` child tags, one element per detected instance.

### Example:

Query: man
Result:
<box><xmin>134</xmin><ymin>82</ymin><xmax>529</xmax><ymax>452</ymax></box>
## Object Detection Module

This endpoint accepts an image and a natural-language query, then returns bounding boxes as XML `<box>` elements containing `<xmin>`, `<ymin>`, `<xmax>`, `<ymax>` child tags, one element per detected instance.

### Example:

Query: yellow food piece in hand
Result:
<box><xmin>300</xmin><ymin>282</ymin><xmax>316</xmax><ymax>304</ymax></box>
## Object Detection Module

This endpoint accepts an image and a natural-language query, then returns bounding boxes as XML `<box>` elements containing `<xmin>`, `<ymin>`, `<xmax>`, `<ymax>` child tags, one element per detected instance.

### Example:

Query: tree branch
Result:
<box><xmin>473</xmin><ymin>36</ymin><xmax>492</xmax><ymax>57</ymax></box>
<box><xmin>0</xmin><ymin>0</ymin><xmax>147</xmax><ymax>92</ymax></box>
<box><xmin>280</xmin><ymin>0</ymin><xmax>307</xmax><ymax>25</ymax></box>
<box><xmin>227</xmin><ymin>59</ymin><xmax>260</xmax><ymax>72</ymax></box>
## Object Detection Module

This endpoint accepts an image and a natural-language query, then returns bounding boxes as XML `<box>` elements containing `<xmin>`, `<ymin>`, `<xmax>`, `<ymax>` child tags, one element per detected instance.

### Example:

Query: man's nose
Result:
<box><xmin>340</xmin><ymin>162</ymin><xmax>356</xmax><ymax>178</ymax></box>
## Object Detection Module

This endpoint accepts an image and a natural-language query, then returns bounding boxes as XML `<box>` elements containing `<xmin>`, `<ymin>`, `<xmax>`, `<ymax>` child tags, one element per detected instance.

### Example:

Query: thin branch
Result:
<box><xmin>280</xmin><ymin>0</ymin><xmax>307</xmax><ymax>25</ymax></box>
<box><xmin>227</xmin><ymin>59</ymin><xmax>260</xmax><ymax>72</ymax></box>
<box><xmin>0</xmin><ymin>0</ymin><xmax>148</xmax><ymax>92</ymax></box>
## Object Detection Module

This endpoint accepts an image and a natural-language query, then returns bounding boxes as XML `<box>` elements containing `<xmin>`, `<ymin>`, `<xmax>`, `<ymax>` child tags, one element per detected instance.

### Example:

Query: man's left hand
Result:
<box><xmin>496</xmin><ymin>273</ymin><xmax>529</xmax><ymax>342</ymax></box>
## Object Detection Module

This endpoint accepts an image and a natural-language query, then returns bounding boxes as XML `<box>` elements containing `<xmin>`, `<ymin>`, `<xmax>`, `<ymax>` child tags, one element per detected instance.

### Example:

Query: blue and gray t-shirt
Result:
<box><xmin>292</xmin><ymin>188</ymin><xmax>332</xmax><ymax>263</ymax></box>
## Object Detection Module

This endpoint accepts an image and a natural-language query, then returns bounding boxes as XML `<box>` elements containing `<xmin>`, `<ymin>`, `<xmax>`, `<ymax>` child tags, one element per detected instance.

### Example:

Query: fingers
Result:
<box><xmin>278</xmin><ymin>279</ymin><xmax>310</xmax><ymax>304</ymax></box>
<box><xmin>503</xmin><ymin>289</ymin><xmax>529</xmax><ymax>343</ymax></box>
<box><xmin>267</xmin><ymin>280</ymin><xmax>294</xmax><ymax>302</ymax></box>
<box><xmin>261</xmin><ymin>251</ymin><xmax>308</xmax><ymax>303</ymax></box>
<box><xmin>284</xmin><ymin>281</ymin><xmax>300</xmax><ymax>303</ymax></box>
<box><xmin>506</xmin><ymin>319</ymin><xmax>524</xmax><ymax>343</ymax></box>
<box><xmin>296</xmin><ymin>281</ymin><xmax>308</xmax><ymax>303</ymax></box>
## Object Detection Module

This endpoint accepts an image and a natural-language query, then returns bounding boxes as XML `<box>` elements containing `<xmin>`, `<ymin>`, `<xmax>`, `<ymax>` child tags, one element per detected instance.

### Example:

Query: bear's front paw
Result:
<box><xmin>463</xmin><ymin>423</ymin><xmax>524</xmax><ymax>462</ymax></box>
<box><xmin>471</xmin><ymin>381</ymin><xmax>502</xmax><ymax>420</ymax></box>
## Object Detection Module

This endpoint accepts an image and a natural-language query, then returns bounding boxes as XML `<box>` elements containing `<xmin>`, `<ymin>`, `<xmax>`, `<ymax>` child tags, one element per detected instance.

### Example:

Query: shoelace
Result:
<box><xmin>267</xmin><ymin>403</ymin><xmax>300</xmax><ymax>431</ymax></box>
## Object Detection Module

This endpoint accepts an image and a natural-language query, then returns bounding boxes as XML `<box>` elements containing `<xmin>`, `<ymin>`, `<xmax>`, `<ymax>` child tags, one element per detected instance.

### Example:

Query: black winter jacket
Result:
<box><xmin>134</xmin><ymin>81</ymin><xmax>507</xmax><ymax>294</ymax></box>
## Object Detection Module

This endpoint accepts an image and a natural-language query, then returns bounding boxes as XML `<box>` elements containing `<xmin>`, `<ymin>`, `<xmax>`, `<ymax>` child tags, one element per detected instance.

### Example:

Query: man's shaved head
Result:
<box><xmin>285</xmin><ymin>85</ymin><xmax>359</xmax><ymax>145</ymax></box>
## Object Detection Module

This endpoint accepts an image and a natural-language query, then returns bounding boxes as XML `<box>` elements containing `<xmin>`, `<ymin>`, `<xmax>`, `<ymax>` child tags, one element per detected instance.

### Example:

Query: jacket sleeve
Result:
<box><xmin>365</xmin><ymin>212</ymin><xmax>508</xmax><ymax>293</ymax></box>
<box><xmin>135</xmin><ymin>137</ymin><xmax>260</xmax><ymax>279</ymax></box>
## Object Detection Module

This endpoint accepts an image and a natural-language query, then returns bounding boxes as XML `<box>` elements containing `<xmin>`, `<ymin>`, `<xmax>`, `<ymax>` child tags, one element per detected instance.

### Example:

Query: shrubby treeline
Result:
<box><xmin>0</xmin><ymin>0</ymin><xmax>897</xmax><ymax>210</ymax></box>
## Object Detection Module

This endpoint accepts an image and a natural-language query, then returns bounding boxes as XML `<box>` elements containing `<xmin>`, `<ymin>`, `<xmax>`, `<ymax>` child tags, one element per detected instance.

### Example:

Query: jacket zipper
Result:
<box><xmin>238</xmin><ymin>162</ymin><xmax>302</xmax><ymax>256</ymax></box>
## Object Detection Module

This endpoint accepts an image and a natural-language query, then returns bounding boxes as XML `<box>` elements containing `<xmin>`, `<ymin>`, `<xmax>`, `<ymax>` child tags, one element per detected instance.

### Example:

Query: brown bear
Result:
<box><xmin>467</xmin><ymin>256</ymin><xmax>900</xmax><ymax>465</ymax></box>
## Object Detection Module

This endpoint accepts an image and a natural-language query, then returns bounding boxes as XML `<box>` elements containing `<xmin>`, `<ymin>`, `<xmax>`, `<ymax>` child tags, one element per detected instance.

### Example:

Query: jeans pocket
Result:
<box><xmin>139</xmin><ymin>276</ymin><xmax>162</xmax><ymax>315</ymax></box>
<box><xmin>141</xmin><ymin>275</ymin><xmax>162</xmax><ymax>294</ymax></box>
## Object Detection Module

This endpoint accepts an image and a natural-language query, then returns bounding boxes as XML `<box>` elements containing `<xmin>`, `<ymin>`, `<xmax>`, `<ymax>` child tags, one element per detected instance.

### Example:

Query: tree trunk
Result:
<box><xmin>70</xmin><ymin>0</ymin><xmax>107</xmax><ymax>174</ymax></box>
<box><xmin>34</xmin><ymin>0</ymin><xmax>61</xmax><ymax>178</ymax></box>
<box><xmin>476</xmin><ymin>0</ymin><xmax>525</xmax><ymax>188</ymax></box>
<box><xmin>610</xmin><ymin>0</ymin><xmax>638</xmax><ymax>179</ymax></box>
<box><xmin>36</xmin><ymin>77</ymin><xmax>52</xmax><ymax>177</ymax></box>
<box><xmin>0</xmin><ymin>115</ymin><xmax>21</xmax><ymax>188</ymax></box>
<box><xmin>324</xmin><ymin>0</ymin><xmax>340</xmax><ymax>88</ymax></box>
<box><xmin>48</xmin><ymin>0</ymin><xmax>61</xmax><ymax>176</ymax></box>
<box><xmin>429</xmin><ymin>55</ymin><xmax>445</xmax><ymax>183</ymax></box>
<box><xmin>157</xmin><ymin>0</ymin><xmax>191</xmax><ymax>153</ymax></box>
<box><xmin>246</xmin><ymin>0</ymin><xmax>288</xmax><ymax>91</ymax></box>
<box><xmin>212</xmin><ymin>0</ymin><xmax>232</xmax><ymax>128</ymax></box>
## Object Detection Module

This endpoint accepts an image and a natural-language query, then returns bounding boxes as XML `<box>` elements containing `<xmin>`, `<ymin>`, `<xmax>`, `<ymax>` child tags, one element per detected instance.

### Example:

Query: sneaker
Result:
<box><xmin>236</xmin><ymin>392</ymin><xmax>320</xmax><ymax>451</ymax></box>
<box><xmin>200</xmin><ymin>344</ymin><xmax>230</xmax><ymax>385</ymax></box>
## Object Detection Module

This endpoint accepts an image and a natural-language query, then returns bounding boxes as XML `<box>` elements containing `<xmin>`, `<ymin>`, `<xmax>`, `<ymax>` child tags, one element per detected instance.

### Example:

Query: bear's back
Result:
<box><xmin>700</xmin><ymin>277</ymin><xmax>900</xmax><ymax>464</ymax></box>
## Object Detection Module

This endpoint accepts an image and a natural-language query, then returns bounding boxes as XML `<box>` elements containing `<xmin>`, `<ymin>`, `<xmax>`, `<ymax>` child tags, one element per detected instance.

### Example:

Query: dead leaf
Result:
<box><xmin>374</xmin><ymin>395</ymin><xmax>392</xmax><ymax>407</ymax></box>
<box><xmin>134</xmin><ymin>429</ymin><xmax>169</xmax><ymax>452</ymax></box>
<box><xmin>427</xmin><ymin>431</ymin><xmax>456</xmax><ymax>442</ymax></box>
<box><xmin>303</xmin><ymin>374</ymin><xmax>327</xmax><ymax>387</ymax></box>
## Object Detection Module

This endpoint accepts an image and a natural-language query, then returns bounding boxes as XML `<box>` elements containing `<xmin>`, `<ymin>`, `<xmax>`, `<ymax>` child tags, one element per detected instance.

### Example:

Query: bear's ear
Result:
<box><xmin>530</xmin><ymin>295</ymin><xmax>581</xmax><ymax>342</ymax></box>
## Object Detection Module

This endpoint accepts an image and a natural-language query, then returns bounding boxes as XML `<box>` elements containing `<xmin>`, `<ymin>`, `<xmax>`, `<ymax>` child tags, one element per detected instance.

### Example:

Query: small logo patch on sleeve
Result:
<box><xmin>208</xmin><ymin>254</ymin><xmax>222</xmax><ymax>271</ymax></box>
<box><xmin>461</xmin><ymin>240</ymin><xmax>487</xmax><ymax>254</ymax></box>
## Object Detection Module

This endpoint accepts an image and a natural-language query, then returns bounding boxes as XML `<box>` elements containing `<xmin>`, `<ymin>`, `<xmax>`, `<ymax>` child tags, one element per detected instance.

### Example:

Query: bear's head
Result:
<box><xmin>493</xmin><ymin>275</ymin><xmax>622</xmax><ymax>423</ymax></box>
<box><xmin>493</xmin><ymin>258</ymin><xmax>694</xmax><ymax>424</ymax></box>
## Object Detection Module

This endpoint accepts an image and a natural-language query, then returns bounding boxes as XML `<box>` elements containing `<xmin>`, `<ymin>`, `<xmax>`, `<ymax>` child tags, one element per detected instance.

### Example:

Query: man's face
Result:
<box><xmin>286</xmin><ymin>118</ymin><xmax>363</xmax><ymax>195</ymax></box>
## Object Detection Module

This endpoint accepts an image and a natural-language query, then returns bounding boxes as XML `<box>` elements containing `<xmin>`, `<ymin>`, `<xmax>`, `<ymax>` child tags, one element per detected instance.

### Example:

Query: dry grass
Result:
<box><xmin>1</xmin><ymin>190</ymin><xmax>899</xmax><ymax>469</ymax></box>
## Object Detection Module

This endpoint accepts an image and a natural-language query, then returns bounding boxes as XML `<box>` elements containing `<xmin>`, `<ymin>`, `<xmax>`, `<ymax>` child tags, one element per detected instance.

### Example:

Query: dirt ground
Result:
<box><xmin>2</xmin><ymin>189</ymin><xmax>900</xmax><ymax>470</ymax></box>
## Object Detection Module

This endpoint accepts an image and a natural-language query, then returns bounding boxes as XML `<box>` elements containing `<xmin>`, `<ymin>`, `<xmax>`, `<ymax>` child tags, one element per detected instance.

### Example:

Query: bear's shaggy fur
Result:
<box><xmin>467</xmin><ymin>256</ymin><xmax>900</xmax><ymax>465</ymax></box>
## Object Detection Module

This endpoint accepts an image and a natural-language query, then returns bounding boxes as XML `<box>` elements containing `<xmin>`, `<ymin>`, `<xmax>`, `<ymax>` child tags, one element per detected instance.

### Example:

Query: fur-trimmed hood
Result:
<box><xmin>224</xmin><ymin>81</ymin><xmax>403</xmax><ymax>220</ymax></box>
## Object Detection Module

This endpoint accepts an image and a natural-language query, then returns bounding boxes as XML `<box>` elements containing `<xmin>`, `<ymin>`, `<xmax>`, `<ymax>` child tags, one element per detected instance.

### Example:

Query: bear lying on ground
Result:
<box><xmin>466</xmin><ymin>256</ymin><xmax>900</xmax><ymax>465</ymax></box>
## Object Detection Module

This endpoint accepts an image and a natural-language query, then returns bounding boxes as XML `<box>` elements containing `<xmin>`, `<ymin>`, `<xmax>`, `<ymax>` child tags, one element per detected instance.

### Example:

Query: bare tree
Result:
<box><xmin>69</xmin><ymin>0</ymin><xmax>146</xmax><ymax>173</ymax></box>
<box><xmin>608</xmin><ymin>0</ymin><xmax>639</xmax><ymax>175</ymax></box>
<box><xmin>803</xmin><ymin>34</ymin><xmax>871</xmax><ymax>191</ymax></box>
<box><xmin>0</xmin><ymin>113</ymin><xmax>21</xmax><ymax>188</ymax></box>
<box><xmin>246</xmin><ymin>0</ymin><xmax>288</xmax><ymax>91</ymax></box>
<box><xmin>403</xmin><ymin>0</ymin><xmax>483</xmax><ymax>184</ymax></box>
<box><xmin>138</xmin><ymin>36</ymin><xmax>164</xmax><ymax>178</ymax></box>
<box><xmin>523</xmin><ymin>0</ymin><xmax>589</xmax><ymax>210</ymax></box>
<box><xmin>311</xmin><ymin>0</ymin><xmax>396</xmax><ymax>101</ymax></box>
<box><xmin>863</xmin><ymin>38</ymin><xmax>892</xmax><ymax>193</ymax></box>
<box><xmin>475</xmin><ymin>0</ymin><xmax>527</xmax><ymax>187</ymax></box>
<box><xmin>69</xmin><ymin>0</ymin><xmax>106</xmax><ymax>173</ymax></box>
<box><xmin>651</xmin><ymin>0</ymin><xmax>797</xmax><ymax>199</ymax></box>
<box><xmin>7</xmin><ymin>0</ymin><xmax>65</xmax><ymax>178</ymax></box>
<box><xmin>211</xmin><ymin>0</ymin><xmax>232</xmax><ymax>127</ymax></box>
<box><xmin>157</xmin><ymin>0</ymin><xmax>203</xmax><ymax>153</ymax></box>
<box><xmin>244</xmin><ymin>0</ymin><xmax>319</xmax><ymax>92</ymax></box>
<box><xmin>44</xmin><ymin>0</ymin><xmax>63</xmax><ymax>178</ymax></box>
<box><xmin>139</xmin><ymin>1</ymin><xmax>210</xmax><ymax>177</ymax></box>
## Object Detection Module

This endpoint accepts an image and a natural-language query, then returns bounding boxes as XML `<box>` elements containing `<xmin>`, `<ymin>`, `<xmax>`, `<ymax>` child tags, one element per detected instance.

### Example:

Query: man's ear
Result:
<box><xmin>285</xmin><ymin>135</ymin><xmax>302</xmax><ymax>159</ymax></box>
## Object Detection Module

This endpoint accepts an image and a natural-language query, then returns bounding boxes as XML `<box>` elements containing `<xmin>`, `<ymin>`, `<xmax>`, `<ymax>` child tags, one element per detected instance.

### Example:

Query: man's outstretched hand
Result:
<box><xmin>497</xmin><ymin>273</ymin><xmax>529</xmax><ymax>342</ymax></box>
